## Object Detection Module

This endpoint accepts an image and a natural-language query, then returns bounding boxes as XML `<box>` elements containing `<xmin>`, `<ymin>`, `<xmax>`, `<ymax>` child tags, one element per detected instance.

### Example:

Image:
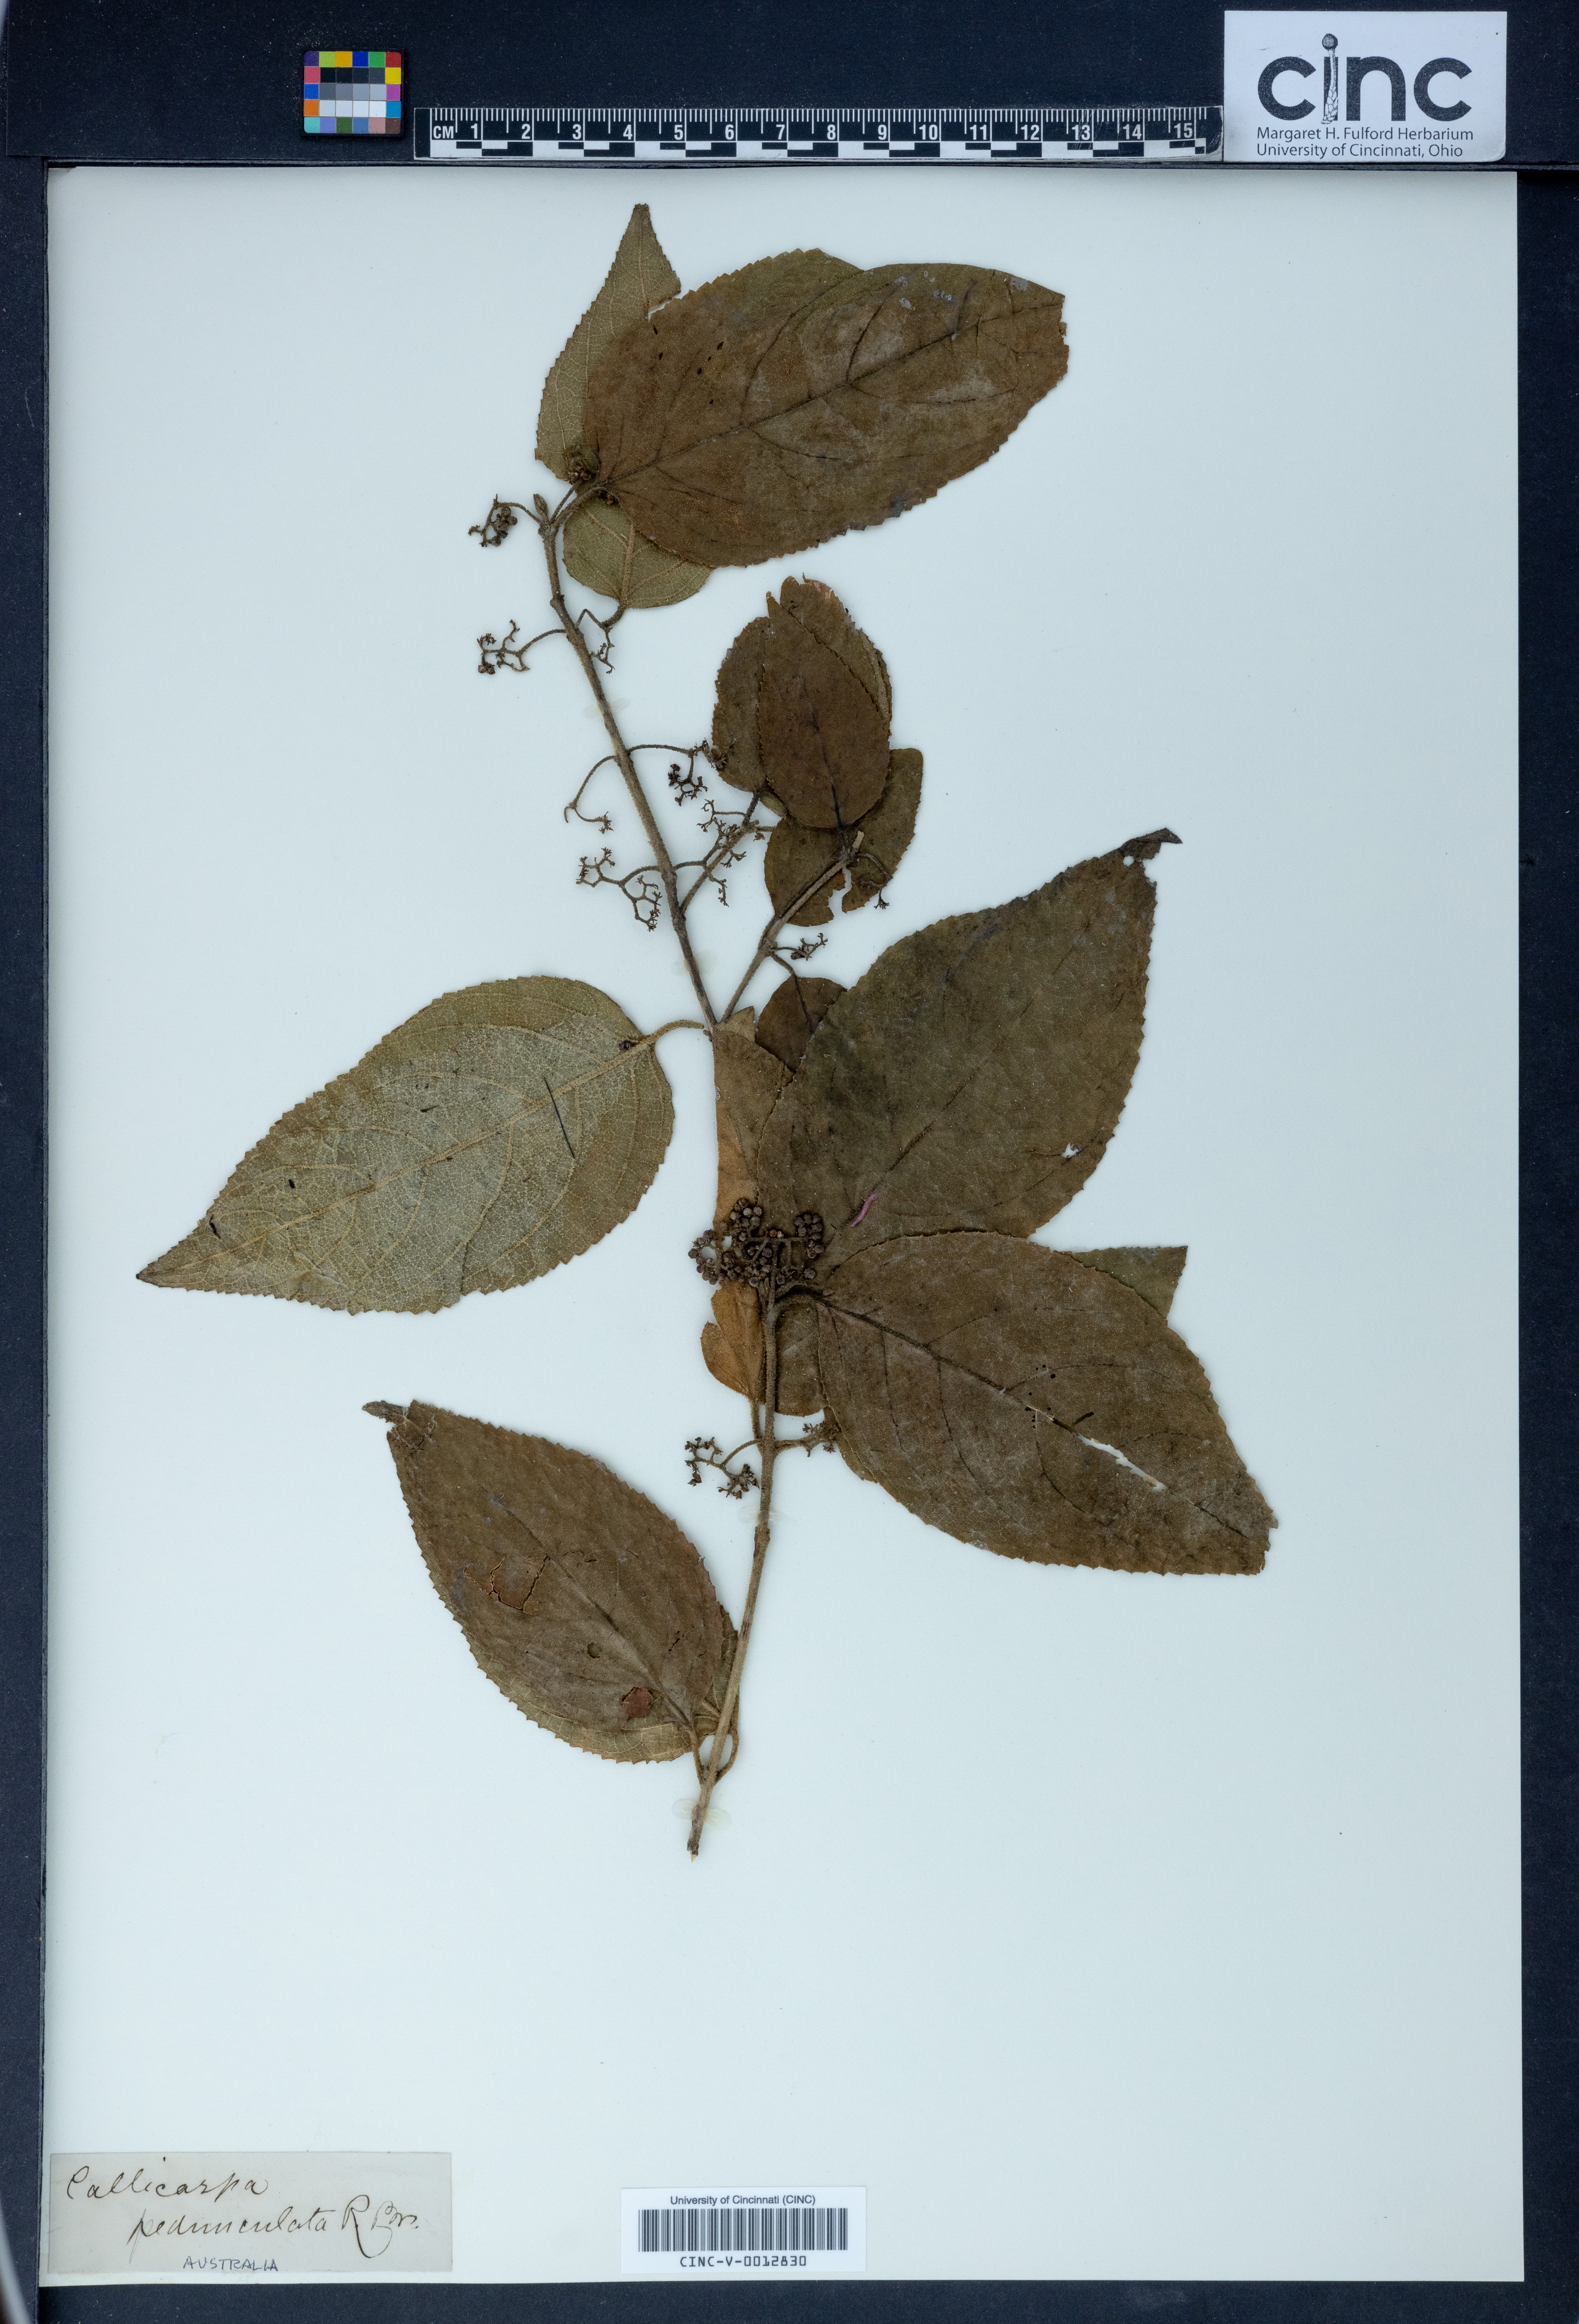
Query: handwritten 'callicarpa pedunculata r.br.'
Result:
<box><xmin>140</xmin><ymin>205</ymin><xmax>1275</xmax><ymax>1856</ymax></box>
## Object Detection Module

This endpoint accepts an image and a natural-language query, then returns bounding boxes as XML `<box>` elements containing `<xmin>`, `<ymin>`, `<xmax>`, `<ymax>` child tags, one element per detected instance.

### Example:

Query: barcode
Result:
<box><xmin>639</xmin><ymin>2206</ymin><xmax>849</xmax><ymax>2254</ymax></box>
<box><xmin>622</xmin><ymin>2184</ymin><xmax>864</xmax><ymax>2272</ymax></box>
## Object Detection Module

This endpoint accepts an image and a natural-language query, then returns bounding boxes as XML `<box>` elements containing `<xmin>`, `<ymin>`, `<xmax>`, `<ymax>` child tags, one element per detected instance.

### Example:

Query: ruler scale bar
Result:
<box><xmin>414</xmin><ymin>107</ymin><xmax>1222</xmax><ymax>162</ymax></box>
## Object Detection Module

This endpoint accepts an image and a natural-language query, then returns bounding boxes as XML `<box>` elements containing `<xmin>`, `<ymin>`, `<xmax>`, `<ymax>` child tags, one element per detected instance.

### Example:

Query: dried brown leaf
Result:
<box><xmin>536</xmin><ymin>207</ymin><xmax>711</xmax><ymax>610</ymax></box>
<box><xmin>561</xmin><ymin>499</ymin><xmax>709</xmax><ymax>609</ymax></box>
<box><xmin>816</xmin><ymin>1233</ymin><xmax>1274</xmax><ymax>1573</ymax></box>
<box><xmin>756</xmin><ymin>622</ymin><xmax>889</xmax><ymax>831</ymax></box>
<box><xmin>701</xmin><ymin>1281</ymin><xmax>822</xmax><ymax>1415</ymax></box>
<box><xmin>583</xmin><ymin>251</ymin><xmax>1069</xmax><ymax>566</ymax></box>
<box><xmin>537</xmin><ymin>203</ymin><xmax>681</xmax><ymax>483</ymax></box>
<box><xmin>764</xmin><ymin>748</ymin><xmax>923</xmax><ymax>926</ymax></box>
<box><xmin>712</xmin><ymin>581</ymin><xmax>889</xmax><ymax>824</ymax></box>
<box><xmin>1068</xmin><ymin>1246</ymin><xmax>1187</xmax><ymax>1319</ymax></box>
<box><xmin>702</xmin><ymin>1008</ymin><xmax>823</xmax><ymax>1413</ymax></box>
<box><xmin>139</xmin><ymin>978</ymin><xmax>672</xmax><ymax>1313</ymax></box>
<box><xmin>711</xmin><ymin>617</ymin><xmax>772</xmax><ymax>799</ymax></box>
<box><xmin>371</xmin><ymin>1401</ymin><xmax>736</xmax><ymax>1761</ymax></box>
<box><xmin>754</xmin><ymin>976</ymin><xmax>847</xmax><ymax>1074</ymax></box>
<box><xmin>712</xmin><ymin>1007</ymin><xmax>789</xmax><ymax>1226</ymax></box>
<box><xmin>701</xmin><ymin>1289</ymin><xmax>756</xmax><ymax>1399</ymax></box>
<box><xmin>773</xmin><ymin>575</ymin><xmax>891</xmax><ymax>722</ymax></box>
<box><xmin>757</xmin><ymin>839</ymin><xmax>1175</xmax><ymax>1268</ymax></box>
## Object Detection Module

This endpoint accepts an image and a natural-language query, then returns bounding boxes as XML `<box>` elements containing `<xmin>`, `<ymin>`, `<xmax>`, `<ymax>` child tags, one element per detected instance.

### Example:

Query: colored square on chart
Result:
<box><xmin>302</xmin><ymin>48</ymin><xmax>404</xmax><ymax>136</ymax></box>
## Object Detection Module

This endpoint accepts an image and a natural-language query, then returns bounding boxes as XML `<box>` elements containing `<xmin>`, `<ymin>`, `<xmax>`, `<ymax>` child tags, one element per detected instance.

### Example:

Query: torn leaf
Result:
<box><xmin>757</xmin><ymin>840</ymin><xmax>1172</xmax><ymax>1268</ymax></box>
<box><xmin>764</xmin><ymin>748</ymin><xmax>923</xmax><ymax>926</ymax></box>
<box><xmin>583</xmin><ymin>252</ymin><xmax>1069</xmax><ymax>566</ymax></box>
<box><xmin>815</xmin><ymin>1233</ymin><xmax>1274</xmax><ymax>1573</ymax></box>
<box><xmin>139</xmin><ymin>978</ymin><xmax>672</xmax><ymax>1312</ymax></box>
<box><xmin>372</xmin><ymin>1401</ymin><xmax>736</xmax><ymax>1762</ymax></box>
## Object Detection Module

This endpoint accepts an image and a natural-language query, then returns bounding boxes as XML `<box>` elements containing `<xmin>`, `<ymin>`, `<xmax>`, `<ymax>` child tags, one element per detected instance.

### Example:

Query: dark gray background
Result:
<box><xmin>3</xmin><ymin>2</ymin><xmax>1577</xmax><ymax>2319</ymax></box>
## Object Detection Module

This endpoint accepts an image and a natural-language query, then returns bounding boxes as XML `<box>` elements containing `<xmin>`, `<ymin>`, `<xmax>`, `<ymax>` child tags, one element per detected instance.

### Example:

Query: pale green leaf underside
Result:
<box><xmin>562</xmin><ymin>498</ymin><xmax>709</xmax><ymax>609</ymax></box>
<box><xmin>138</xmin><ymin>978</ymin><xmax>673</xmax><ymax>1314</ymax></box>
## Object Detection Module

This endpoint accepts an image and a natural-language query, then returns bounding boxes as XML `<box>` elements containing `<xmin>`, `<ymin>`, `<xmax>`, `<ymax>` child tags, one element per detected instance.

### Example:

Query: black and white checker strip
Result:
<box><xmin>413</xmin><ymin>106</ymin><xmax>1222</xmax><ymax>162</ymax></box>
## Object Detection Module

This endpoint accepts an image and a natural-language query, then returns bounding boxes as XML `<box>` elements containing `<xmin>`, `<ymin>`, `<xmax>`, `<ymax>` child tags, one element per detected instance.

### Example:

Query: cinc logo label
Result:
<box><xmin>1224</xmin><ymin>12</ymin><xmax>1507</xmax><ymax>162</ymax></box>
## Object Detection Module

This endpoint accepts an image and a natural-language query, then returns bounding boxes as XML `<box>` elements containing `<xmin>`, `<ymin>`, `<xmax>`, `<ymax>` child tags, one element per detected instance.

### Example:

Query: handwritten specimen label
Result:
<box><xmin>47</xmin><ymin>2153</ymin><xmax>451</xmax><ymax>2276</ymax></box>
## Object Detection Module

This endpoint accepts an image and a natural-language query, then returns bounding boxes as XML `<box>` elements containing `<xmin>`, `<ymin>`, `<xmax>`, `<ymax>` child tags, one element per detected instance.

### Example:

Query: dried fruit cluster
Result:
<box><xmin>140</xmin><ymin>205</ymin><xmax>1272</xmax><ymax>1856</ymax></box>
<box><xmin>690</xmin><ymin>1201</ymin><xmax>825</xmax><ymax>1292</ymax></box>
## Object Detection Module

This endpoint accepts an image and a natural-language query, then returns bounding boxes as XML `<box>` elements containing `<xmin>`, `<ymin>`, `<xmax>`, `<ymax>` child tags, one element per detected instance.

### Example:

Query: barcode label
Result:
<box><xmin>622</xmin><ymin>2186</ymin><xmax>866</xmax><ymax>2274</ymax></box>
<box><xmin>642</xmin><ymin>2206</ymin><xmax>847</xmax><ymax>2252</ymax></box>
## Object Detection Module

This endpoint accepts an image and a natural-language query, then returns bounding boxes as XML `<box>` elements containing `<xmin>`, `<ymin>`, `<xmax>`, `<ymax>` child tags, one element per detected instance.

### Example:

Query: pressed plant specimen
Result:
<box><xmin>142</xmin><ymin>206</ymin><xmax>1274</xmax><ymax>1855</ymax></box>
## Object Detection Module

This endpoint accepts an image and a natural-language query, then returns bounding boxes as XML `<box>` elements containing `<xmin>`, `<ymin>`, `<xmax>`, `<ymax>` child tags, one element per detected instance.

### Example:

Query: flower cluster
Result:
<box><xmin>689</xmin><ymin>1200</ymin><xmax>825</xmax><ymax>1292</ymax></box>
<box><xmin>684</xmin><ymin>1436</ymin><xmax>759</xmax><ymax>1498</ymax></box>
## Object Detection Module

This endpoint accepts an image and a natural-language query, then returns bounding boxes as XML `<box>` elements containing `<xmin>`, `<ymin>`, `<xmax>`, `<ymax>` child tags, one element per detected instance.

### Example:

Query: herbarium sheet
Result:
<box><xmin>43</xmin><ymin>164</ymin><xmax>1518</xmax><ymax>2283</ymax></box>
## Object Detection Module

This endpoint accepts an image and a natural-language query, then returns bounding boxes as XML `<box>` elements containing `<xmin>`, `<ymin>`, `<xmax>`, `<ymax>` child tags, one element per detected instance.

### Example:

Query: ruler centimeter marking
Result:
<box><xmin>413</xmin><ymin>106</ymin><xmax>1223</xmax><ymax>163</ymax></box>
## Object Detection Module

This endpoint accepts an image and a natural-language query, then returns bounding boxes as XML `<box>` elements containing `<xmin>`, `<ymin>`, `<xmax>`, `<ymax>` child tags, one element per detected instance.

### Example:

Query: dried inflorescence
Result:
<box><xmin>690</xmin><ymin>1200</ymin><xmax>825</xmax><ymax>1293</ymax></box>
<box><xmin>477</xmin><ymin>620</ymin><xmax>532</xmax><ymax>674</ymax></box>
<box><xmin>576</xmin><ymin>847</ymin><xmax>663</xmax><ymax>929</ymax></box>
<box><xmin>684</xmin><ymin>1435</ymin><xmax>759</xmax><ymax>1498</ymax></box>
<box><xmin>468</xmin><ymin>495</ymin><xmax>522</xmax><ymax>549</ymax></box>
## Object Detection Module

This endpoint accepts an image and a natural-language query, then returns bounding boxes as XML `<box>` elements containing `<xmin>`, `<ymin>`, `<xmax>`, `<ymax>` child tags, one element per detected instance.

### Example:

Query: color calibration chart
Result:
<box><xmin>302</xmin><ymin>50</ymin><xmax>404</xmax><ymax>136</ymax></box>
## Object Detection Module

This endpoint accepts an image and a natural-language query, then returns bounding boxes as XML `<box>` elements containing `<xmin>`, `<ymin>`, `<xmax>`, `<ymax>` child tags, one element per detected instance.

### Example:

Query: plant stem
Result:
<box><xmin>678</xmin><ymin>787</ymin><xmax>770</xmax><ymax>915</ymax></box>
<box><xmin>535</xmin><ymin>512</ymin><xmax>800</xmax><ymax>1858</ymax></box>
<box><xmin>632</xmin><ymin>1018</ymin><xmax>708</xmax><ymax>1047</ymax></box>
<box><xmin>539</xmin><ymin>518</ymin><xmax>718</xmax><ymax>1029</ymax></box>
<box><xmin>719</xmin><ymin>844</ymin><xmax>862</xmax><ymax>1021</ymax></box>
<box><xmin>689</xmin><ymin>1296</ymin><xmax>781</xmax><ymax>1857</ymax></box>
